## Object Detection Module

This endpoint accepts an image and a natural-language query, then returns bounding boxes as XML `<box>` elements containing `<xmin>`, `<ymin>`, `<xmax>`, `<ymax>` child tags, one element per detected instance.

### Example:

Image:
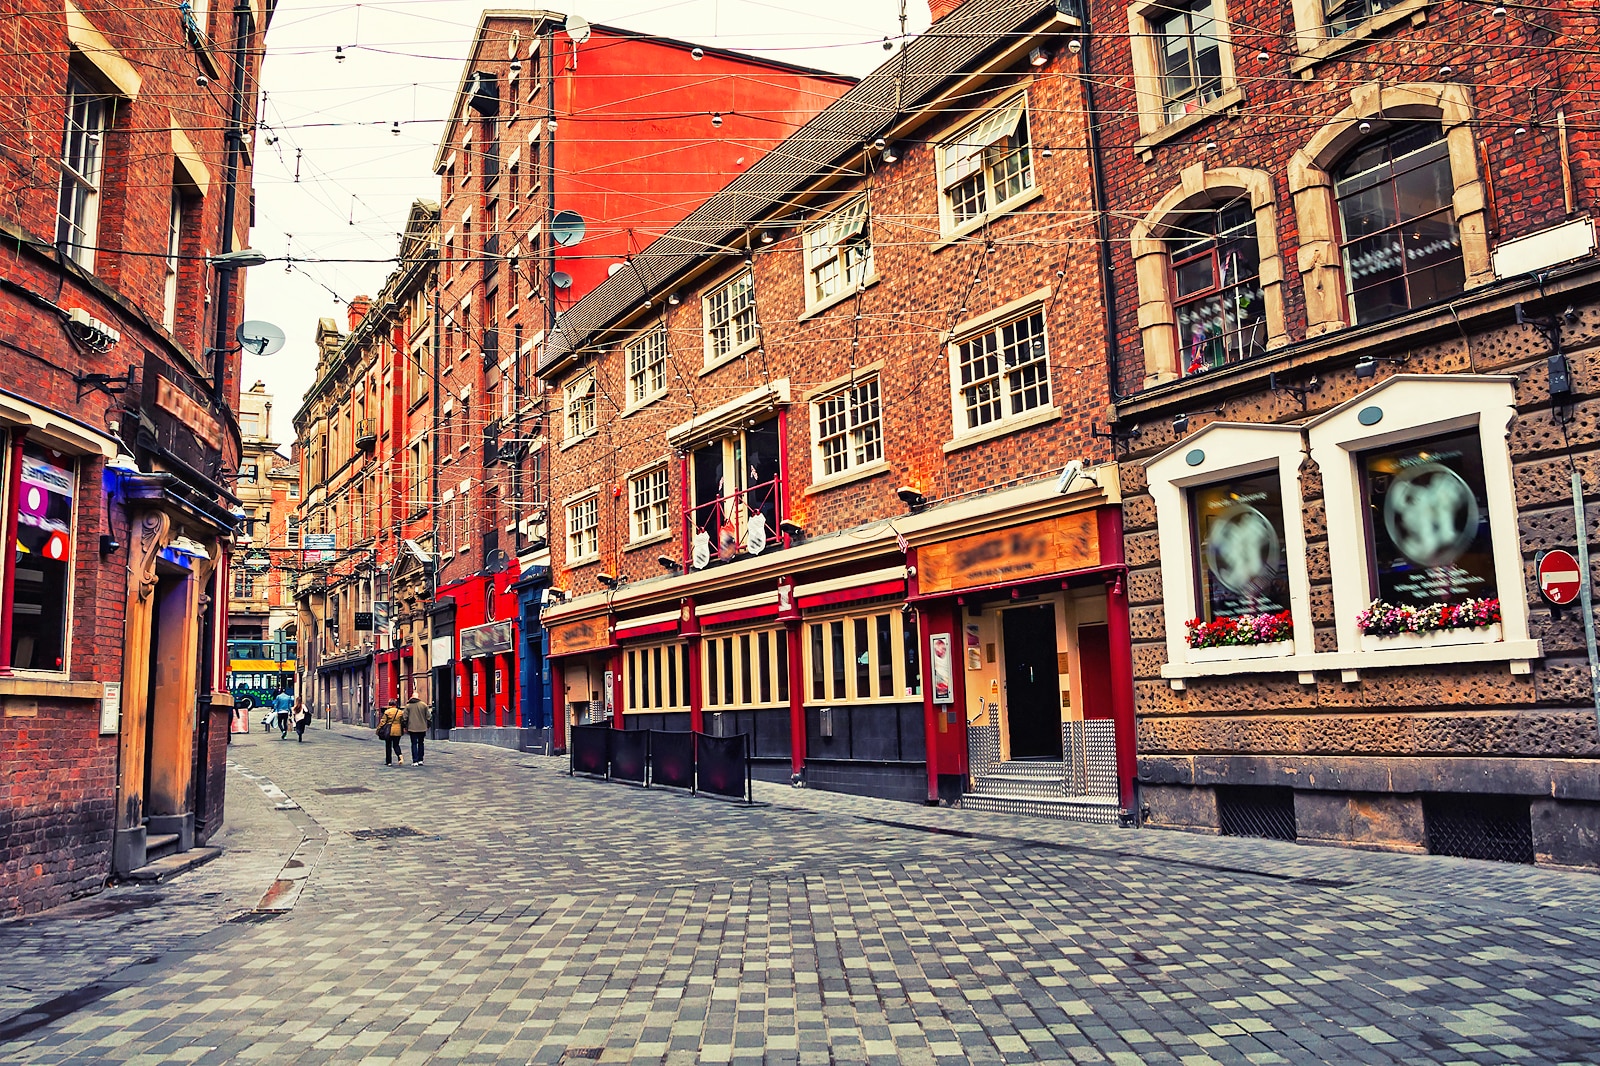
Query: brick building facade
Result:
<box><xmin>1085</xmin><ymin>0</ymin><xmax>1600</xmax><ymax>862</ymax></box>
<box><xmin>1</xmin><ymin>0</ymin><xmax>271</xmax><ymax>913</ymax></box>
<box><xmin>537</xmin><ymin>0</ymin><xmax>1134</xmax><ymax>810</ymax></box>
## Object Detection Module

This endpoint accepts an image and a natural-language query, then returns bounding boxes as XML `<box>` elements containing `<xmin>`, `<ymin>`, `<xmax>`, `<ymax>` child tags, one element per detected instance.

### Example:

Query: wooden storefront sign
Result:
<box><xmin>547</xmin><ymin>616</ymin><xmax>611</xmax><ymax>657</ymax></box>
<box><xmin>918</xmin><ymin>512</ymin><xmax>1100</xmax><ymax>596</ymax></box>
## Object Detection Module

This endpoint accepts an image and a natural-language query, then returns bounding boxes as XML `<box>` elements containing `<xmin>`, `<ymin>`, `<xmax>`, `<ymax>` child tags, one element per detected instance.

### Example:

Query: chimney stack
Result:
<box><xmin>929</xmin><ymin>0</ymin><xmax>962</xmax><ymax>20</ymax></box>
<box><xmin>347</xmin><ymin>295</ymin><xmax>372</xmax><ymax>332</ymax></box>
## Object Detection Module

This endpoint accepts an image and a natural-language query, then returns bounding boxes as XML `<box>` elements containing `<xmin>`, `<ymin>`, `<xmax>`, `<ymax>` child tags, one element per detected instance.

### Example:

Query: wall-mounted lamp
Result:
<box><xmin>667</xmin><ymin>291</ymin><xmax>682</xmax><ymax>306</ymax></box>
<box><xmin>1172</xmin><ymin>413</ymin><xmax>1190</xmax><ymax>434</ymax></box>
<box><xmin>1028</xmin><ymin>46</ymin><xmax>1052</xmax><ymax>66</ymax></box>
<box><xmin>880</xmin><ymin>142</ymin><xmax>900</xmax><ymax>164</ymax></box>
<box><xmin>896</xmin><ymin>485</ymin><xmax>928</xmax><ymax>513</ymax></box>
<box><xmin>657</xmin><ymin>554</ymin><xmax>682</xmax><ymax>572</ymax></box>
<box><xmin>778</xmin><ymin>518</ymin><xmax>806</xmax><ymax>542</ymax></box>
<box><xmin>597</xmin><ymin>572</ymin><xmax>625</xmax><ymax>589</ymax></box>
<box><xmin>1354</xmin><ymin>356</ymin><xmax>1378</xmax><ymax>379</ymax></box>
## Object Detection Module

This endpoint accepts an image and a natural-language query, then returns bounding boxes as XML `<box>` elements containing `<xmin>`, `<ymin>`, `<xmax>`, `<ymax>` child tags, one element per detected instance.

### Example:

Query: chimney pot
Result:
<box><xmin>929</xmin><ymin>0</ymin><xmax>962</xmax><ymax>20</ymax></box>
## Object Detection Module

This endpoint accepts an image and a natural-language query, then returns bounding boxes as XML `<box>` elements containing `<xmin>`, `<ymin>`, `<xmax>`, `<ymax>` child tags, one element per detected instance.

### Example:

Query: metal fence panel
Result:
<box><xmin>611</xmin><ymin>729</ymin><xmax>649</xmax><ymax>784</ymax></box>
<box><xmin>650</xmin><ymin>730</ymin><xmax>696</xmax><ymax>791</ymax></box>
<box><xmin>570</xmin><ymin>724</ymin><xmax>610</xmax><ymax>778</ymax></box>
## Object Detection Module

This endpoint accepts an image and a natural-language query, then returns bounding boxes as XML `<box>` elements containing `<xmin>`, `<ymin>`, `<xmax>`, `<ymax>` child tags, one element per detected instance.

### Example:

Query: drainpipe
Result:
<box><xmin>1077</xmin><ymin>8</ymin><xmax>1124</xmax><ymax>405</ymax></box>
<box><xmin>209</xmin><ymin>1</ymin><xmax>254</xmax><ymax>400</ymax></box>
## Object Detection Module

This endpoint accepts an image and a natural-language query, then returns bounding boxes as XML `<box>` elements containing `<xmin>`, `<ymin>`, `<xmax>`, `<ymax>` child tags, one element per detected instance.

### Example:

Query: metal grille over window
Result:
<box><xmin>956</xmin><ymin>311</ymin><xmax>1050</xmax><ymax>431</ymax></box>
<box><xmin>1171</xmin><ymin>201</ymin><xmax>1266</xmax><ymax>374</ymax></box>
<box><xmin>1422</xmin><ymin>794</ymin><xmax>1534</xmax><ymax>864</ymax></box>
<box><xmin>815</xmin><ymin>377</ymin><xmax>882</xmax><ymax>478</ymax></box>
<box><xmin>1334</xmin><ymin>123</ymin><xmax>1464</xmax><ymax>324</ymax></box>
<box><xmin>705</xmin><ymin>272</ymin><xmax>758</xmax><ymax>361</ymax></box>
<box><xmin>629</xmin><ymin>465</ymin><xmax>671</xmax><ymax>541</ymax></box>
<box><xmin>1216</xmin><ymin>786</ymin><xmax>1297</xmax><ymax>841</ymax></box>
<box><xmin>626</xmin><ymin>327</ymin><xmax>668</xmax><ymax>406</ymax></box>
<box><xmin>942</xmin><ymin>96</ymin><xmax>1032</xmax><ymax>225</ymax></box>
<box><xmin>1155</xmin><ymin>1</ymin><xmax>1224</xmax><ymax>122</ymax></box>
<box><xmin>57</xmin><ymin>77</ymin><xmax>110</xmax><ymax>267</ymax></box>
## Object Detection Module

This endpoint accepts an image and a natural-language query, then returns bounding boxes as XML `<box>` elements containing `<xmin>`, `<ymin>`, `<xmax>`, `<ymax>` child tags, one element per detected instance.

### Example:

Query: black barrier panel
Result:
<box><xmin>697</xmin><ymin>731</ymin><xmax>750</xmax><ymax>801</ymax></box>
<box><xmin>651</xmin><ymin>730</ymin><xmax>695</xmax><ymax>791</ymax></box>
<box><xmin>570</xmin><ymin>724</ymin><xmax>610</xmax><ymax>777</ymax></box>
<box><xmin>611</xmin><ymin>728</ymin><xmax>649</xmax><ymax>784</ymax></box>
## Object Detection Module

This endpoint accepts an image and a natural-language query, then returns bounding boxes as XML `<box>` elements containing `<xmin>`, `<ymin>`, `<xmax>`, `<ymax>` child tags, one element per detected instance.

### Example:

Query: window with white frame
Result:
<box><xmin>56</xmin><ymin>75</ymin><xmax>111</xmax><ymax>268</ymax></box>
<box><xmin>805</xmin><ymin>608</ymin><xmax>921</xmax><ymax>704</ymax></box>
<box><xmin>563</xmin><ymin>372</ymin><xmax>596</xmax><ymax>441</ymax></box>
<box><xmin>806</xmin><ymin>197</ymin><xmax>873</xmax><ymax>305</ymax></box>
<box><xmin>566</xmin><ymin>493</ymin><xmax>599</xmax><ymax>562</ymax></box>
<box><xmin>703</xmin><ymin>627</ymin><xmax>789</xmax><ymax>709</ymax></box>
<box><xmin>626</xmin><ymin>326</ymin><xmax>668</xmax><ymax>407</ymax></box>
<box><xmin>629</xmin><ymin>465</ymin><xmax>671</xmax><ymax>542</ymax></box>
<box><xmin>951</xmin><ymin>310</ymin><xmax>1051</xmax><ymax>434</ymax></box>
<box><xmin>7</xmin><ymin>440</ymin><xmax>78</xmax><ymax>672</ymax></box>
<box><xmin>163</xmin><ymin>190</ymin><xmax>183</xmax><ymax>328</ymax></box>
<box><xmin>704</xmin><ymin>271</ymin><xmax>757</xmax><ymax>363</ymax></box>
<box><xmin>812</xmin><ymin>376</ymin><xmax>882</xmax><ymax>479</ymax></box>
<box><xmin>938</xmin><ymin>94</ymin><xmax>1033</xmax><ymax>230</ymax></box>
<box><xmin>624</xmin><ymin>641</ymin><xmax>694</xmax><ymax>714</ymax></box>
<box><xmin>1153</xmin><ymin>1</ymin><xmax>1225</xmax><ymax>122</ymax></box>
<box><xmin>287</xmin><ymin>515</ymin><xmax>301</xmax><ymax>549</ymax></box>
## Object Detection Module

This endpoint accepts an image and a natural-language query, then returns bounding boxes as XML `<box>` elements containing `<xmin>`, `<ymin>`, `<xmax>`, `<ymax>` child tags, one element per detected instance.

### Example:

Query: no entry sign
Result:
<box><xmin>1537</xmin><ymin>548</ymin><xmax>1584</xmax><ymax>605</ymax></box>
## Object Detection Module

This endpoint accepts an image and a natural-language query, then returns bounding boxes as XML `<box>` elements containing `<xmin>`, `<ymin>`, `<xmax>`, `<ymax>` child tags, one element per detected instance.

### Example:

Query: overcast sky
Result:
<box><xmin>241</xmin><ymin>0</ymin><xmax>932</xmax><ymax>449</ymax></box>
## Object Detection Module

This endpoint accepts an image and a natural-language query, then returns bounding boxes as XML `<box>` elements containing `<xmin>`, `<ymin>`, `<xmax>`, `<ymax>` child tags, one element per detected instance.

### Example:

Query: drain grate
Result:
<box><xmin>318</xmin><ymin>786</ymin><xmax>372</xmax><ymax>795</ymax></box>
<box><xmin>349</xmin><ymin>826</ymin><xmax>421</xmax><ymax>841</ymax></box>
<box><xmin>1423</xmin><ymin>793</ymin><xmax>1534</xmax><ymax>864</ymax></box>
<box><xmin>1216</xmin><ymin>785</ymin><xmax>1297</xmax><ymax>842</ymax></box>
<box><xmin>560</xmin><ymin>1050</ymin><xmax>604</xmax><ymax>1063</ymax></box>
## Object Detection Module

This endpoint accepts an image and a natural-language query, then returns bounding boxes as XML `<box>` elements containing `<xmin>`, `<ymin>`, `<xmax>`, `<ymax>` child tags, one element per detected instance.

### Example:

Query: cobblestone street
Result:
<box><xmin>3</xmin><ymin>725</ymin><xmax>1599</xmax><ymax>1065</ymax></box>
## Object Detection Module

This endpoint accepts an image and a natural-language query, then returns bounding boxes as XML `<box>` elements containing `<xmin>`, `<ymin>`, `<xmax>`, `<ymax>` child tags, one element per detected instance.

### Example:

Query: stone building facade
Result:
<box><xmin>0</xmin><ymin>0</ymin><xmax>272</xmax><ymax>913</ymax></box>
<box><xmin>1085</xmin><ymin>0</ymin><xmax>1600</xmax><ymax>862</ymax></box>
<box><xmin>537</xmin><ymin>0</ymin><xmax>1135</xmax><ymax>810</ymax></box>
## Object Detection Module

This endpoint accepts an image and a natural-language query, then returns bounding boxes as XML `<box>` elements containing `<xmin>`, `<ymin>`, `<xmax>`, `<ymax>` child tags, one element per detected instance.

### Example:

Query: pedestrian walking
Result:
<box><xmin>272</xmin><ymin>689</ymin><xmax>294</xmax><ymax>739</ymax></box>
<box><xmin>293</xmin><ymin>697</ymin><xmax>311</xmax><ymax>742</ymax></box>
<box><xmin>403</xmin><ymin>692</ymin><xmax>432</xmax><ymax>765</ymax></box>
<box><xmin>377</xmin><ymin>703</ymin><xmax>406</xmax><ymax>765</ymax></box>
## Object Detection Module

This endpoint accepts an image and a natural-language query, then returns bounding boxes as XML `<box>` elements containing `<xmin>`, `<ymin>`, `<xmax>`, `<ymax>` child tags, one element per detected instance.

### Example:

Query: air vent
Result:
<box><xmin>1216</xmin><ymin>785</ymin><xmax>1297</xmax><ymax>841</ymax></box>
<box><xmin>1423</xmin><ymin>793</ymin><xmax>1534</xmax><ymax>864</ymax></box>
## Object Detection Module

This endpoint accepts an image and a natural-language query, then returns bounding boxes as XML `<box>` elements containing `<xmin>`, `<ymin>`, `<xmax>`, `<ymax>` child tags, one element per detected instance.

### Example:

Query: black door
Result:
<box><xmin>1002</xmin><ymin>604</ymin><xmax>1062</xmax><ymax>759</ymax></box>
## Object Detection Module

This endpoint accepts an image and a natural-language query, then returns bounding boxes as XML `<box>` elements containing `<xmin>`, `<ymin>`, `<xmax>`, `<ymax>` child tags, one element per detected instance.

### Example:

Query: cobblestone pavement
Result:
<box><xmin>4</xmin><ymin>724</ymin><xmax>1600</xmax><ymax>1065</ymax></box>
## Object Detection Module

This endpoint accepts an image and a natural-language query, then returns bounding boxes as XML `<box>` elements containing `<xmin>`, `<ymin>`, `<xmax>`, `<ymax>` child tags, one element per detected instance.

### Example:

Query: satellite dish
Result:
<box><xmin>564</xmin><ymin>13</ymin><xmax>591</xmax><ymax>43</ymax></box>
<box><xmin>607</xmin><ymin>262</ymin><xmax>624</xmax><ymax>276</ymax></box>
<box><xmin>236</xmin><ymin>320</ymin><xmax>286</xmax><ymax>357</ymax></box>
<box><xmin>551</xmin><ymin>271</ymin><xmax>573</xmax><ymax>289</ymax></box>
<box><xmin>551</xmin><ymin>209</ymin><xmax>587</xmax><ymax>247</ymax></box>
<box><xmin>484</xmin><ymin>548</ymin><xmax>510</xmax><ymax>575</ymax></box>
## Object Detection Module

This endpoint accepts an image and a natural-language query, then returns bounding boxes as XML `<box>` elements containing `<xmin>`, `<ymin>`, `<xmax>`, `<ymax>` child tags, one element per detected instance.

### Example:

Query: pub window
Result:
<box><xmin>1154</xmin><ymin>0</ymin><xmax>1225</xmax><ymax>122</ymax></box>
<box><xmin>701</xmin><ymin>627</ymin><xmax>787</xmax><ymax>710</ymax></box>
<box><xmin>563</xmin><ymin>372</ymin><xmax>596</xmax><ymax>442</ymax></box>
<box><xmin>565</xmin><ymin>493</ymin><xmax>599</xmax><ymax>563</ymax></box>
<box><xmin>1360</xmin><ymin>429</ymin><xmax>1496</xmax><ymax>608</ymax></box>
<box><xmin>629</xmin><ymin>464</ymin><xmax>671</xmax><ymax>543</ymax></box>
<box><xmin>804</xmin><ymin>607</ymin><xmax>921</xmax><ymax>706</ymax></box>
<box><xmin>624</xmin><ymin>642</ymin><xmax>693</xmax><ymax>714</ymax></box>
<box><xmin>9</xmin><ymin>442</ymin><xmax>77</xmax><ymax>672</ymax></box>
<box><xmin>689</xmin><ymin>417</ymin><xmax>782</xmax><ymax>567</ymax></box>
<box><xmin>805</xmin><ymin>196</ymin><xmax>873</xmax><ymax>306</ymax></box>
<box><xmin>57</xmin><ymin>74</ymin><xmax>112</xmax><ymax>269</ymax></box>
<box><xmin>1189</xmin><ymin>473</ymin><xmax>1291</xmax><ymax>626</ymax></box>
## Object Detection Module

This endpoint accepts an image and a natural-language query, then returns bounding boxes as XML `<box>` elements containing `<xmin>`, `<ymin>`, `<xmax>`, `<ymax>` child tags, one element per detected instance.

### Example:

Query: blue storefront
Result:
<box><xmin>511</xmin><ymin>565</ymin><xmax>554</xmax><ymax>753</ymax></box>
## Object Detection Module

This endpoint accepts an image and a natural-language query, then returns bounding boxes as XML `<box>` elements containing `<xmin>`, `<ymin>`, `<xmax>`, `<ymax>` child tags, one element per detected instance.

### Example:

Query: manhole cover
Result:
<box><xmin>318</xmin><ymin>786</ymin><xmax>371</xmax><ymax>795</ymax></box>
<box><xmin>560</xmin><ymin>1050</ymin><xmax>603</xmax><ymax>1063</ymax></box>
<box><xmin>349</xmin><ymin>827</ymin><xmax>421</xmax><ymax>840</ymax></box>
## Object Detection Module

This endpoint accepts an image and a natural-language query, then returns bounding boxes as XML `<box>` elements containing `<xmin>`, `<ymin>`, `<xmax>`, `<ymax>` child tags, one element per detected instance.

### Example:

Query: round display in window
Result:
<box><xmin>1382</xmin><ymin>462</ymin><xmax>1479</xmax><ymax>569</ymax></box>
<box><xmin>1204</xmin><ymin>501</ymin><xmax>1282</xmax><ymax>596</ymax></box>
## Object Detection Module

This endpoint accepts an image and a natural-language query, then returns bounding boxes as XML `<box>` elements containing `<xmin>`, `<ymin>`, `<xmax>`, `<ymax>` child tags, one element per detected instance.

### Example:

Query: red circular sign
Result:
<box><xmin>1537</xmin><ymin>549</ymin><xmax>1583</xmax><ymax>605</ymax></box>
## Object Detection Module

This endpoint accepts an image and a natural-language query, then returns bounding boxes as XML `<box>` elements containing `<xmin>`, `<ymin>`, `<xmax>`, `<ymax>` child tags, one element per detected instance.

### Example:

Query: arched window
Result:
<box><xmin>1332</xmin><ymin>123</ymin><xmax>1464</xmax><ymax>324</ymax></box>
<box><xmin>1169</xmin><ymin>199</ymin><xmax>1268</xmax><ymax>374</ymax></box>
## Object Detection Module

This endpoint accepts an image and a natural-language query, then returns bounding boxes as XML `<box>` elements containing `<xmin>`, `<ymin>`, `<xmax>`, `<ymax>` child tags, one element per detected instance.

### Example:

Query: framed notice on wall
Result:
<box><xmin>99</xmin><ymin>682</ymin><xmax>121</xmax><ymax>735</ymax></box>
<box><xmin>929</xmin><ymin>633</ymin><xmax>954</xmax><ymax>705</ymax></box>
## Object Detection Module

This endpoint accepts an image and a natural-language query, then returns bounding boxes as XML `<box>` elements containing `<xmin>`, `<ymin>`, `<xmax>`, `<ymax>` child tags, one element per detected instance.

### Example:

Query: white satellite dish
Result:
<box><xmin>551</xmin><ymin>209</ymin><xmax>586</xmax><ymax>247</ymax></box>
<box><xmin>564</xmin><ymin>13</ymin><xmax>591</xmax><ymax>43</ymax></box>
<box><xmin>236</xmin><ymin>320</ymin><xmax>286</xmax><ymax>357</ymax></box>
<box><xmin>551</xmin><ymin>271</ymin><xmax>573</xmax><ymax>289</ymax></box>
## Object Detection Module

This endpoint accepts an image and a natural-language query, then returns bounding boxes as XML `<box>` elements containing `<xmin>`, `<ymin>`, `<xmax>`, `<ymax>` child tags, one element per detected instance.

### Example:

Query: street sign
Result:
<box><xmin>242</xmin><ymin>550</ymin><xmax>272</xmax><ymax>572</ymax></box>
<box><xmin>303</xmin><ymin>533</ymin><xmax>335</xmax><ymax>551</ymax></box>
<box><xmin>1537</xmin><ymin>548</ymin><xmax>1583</xmax><ymax>605</ymax></box>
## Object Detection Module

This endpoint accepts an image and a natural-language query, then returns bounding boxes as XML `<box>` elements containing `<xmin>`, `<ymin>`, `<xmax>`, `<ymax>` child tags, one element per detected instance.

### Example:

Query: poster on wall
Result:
<box><xmin>1363</xmin><ymin>430</ymin><xmax>1496</xmax><ymax>605</ymax></box>
<box><xmin>603</xmin><ymin>669</ymin><xmax>615</xmax><ymax>718</ymax></box>
<box><xmin>1190</xmin><ymin>473</ymin><xmax>1291</xmax><ymax>622</ymax></box>
<box><xmin>929</xmin><ymin>633</ymin><xmax>954</xmax><ymax>705</ymax></box>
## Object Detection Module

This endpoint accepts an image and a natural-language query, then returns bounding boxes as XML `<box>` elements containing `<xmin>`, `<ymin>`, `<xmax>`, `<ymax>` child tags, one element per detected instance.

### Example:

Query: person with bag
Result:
<box><xmin>292</xmin><ymin>697</ymin><xmax>312</xmax><ymax>742</ymax></box>
<box><xmin>403</xmin><ymin>692</ymin><xmax>432</xmax><ymax>765</ymax></box>
<box><xmin>376</xmin><ymin>703</ymin><xmax>406</xmax><ymax>765</ymax></box>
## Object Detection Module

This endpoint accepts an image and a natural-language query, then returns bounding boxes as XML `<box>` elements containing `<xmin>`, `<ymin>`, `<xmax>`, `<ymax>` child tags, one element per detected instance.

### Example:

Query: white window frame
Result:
<box><xmin>1289</xmin><ymin>0</ymin><xmax>1432</xmax><ymax>72</ymax></box>
<box><xmin>1307</xmin><ymin>374</ymin><xmax>1534</xmax><ymax>666</ymax></box>
<box><xmin>625</xmin><ymin>325</ymin><xmax>668</xmax><ymax>410</ymax></box>
<box><xmin>562</xmin><ymin>371</ymin><xmax>597</xmax><ymax>445</ymax></box>
<box><xmin>286</xmin><ymin>515</ymin><xmax>301</xmax><ymax>549</ymax></box>
<box><xmin>57</xmin><ymin>75</ymin><xmax>111</xmax><ymax>269</ymax></box>
<box><xmin>1127</xmin><ymin>0</ymin><xmax>1242</xmax><ymax>151</ymax></box>
<box><xmin>804</xmin><ymin>196</ymin><xmax>875</xmax><ymax>310</ymax></box>
<box><xmin>162</xmin><ymin>190</ymin><xmax>182</xmax><ymax>328</ymax></box>
<box><xmin>702</xmin><ymin>626</ymin><xmax>789</xmax><ymax>710</ymax></box>
<box><xmin>565</xmin><ymin>492</ymin><xmax>600</xmax><ymax>565</ymax></box>
<box><xmin>1148</xmin><ymin>423</ymin><xmax>1315</xmax><ymax>680</ymax></box>
<box><xmin>944</xmin><ymin>294</ymin><xmax>1058</xmax><ymax>449</ymax></box>
<box><xmin>803</xmin><ymin>607</ymin><xmax>922</xmax><ymax>706</ymax></box>
<box><xmin>623</xmin><ymin>640</ymin><xmax>694</xmax><ymax>715</ymax></box>
<box><xmin>935</xmin><ymin>91</ymin><xmax>1036</xmax><ymax>239</ymax></box>
<box><xmin>702</xmin><ymin>270</ymin><xmax>758</xmax><ymax>368</ymax></box>
<box><xmin>810</xmin><ymin>372</ymin><xmax>884</xmax><ymax>486</ymax></box>
<box><xmin>628</xmin><ymin>463</ymin><xmax>671</xmax><ymax>545</ymax></box>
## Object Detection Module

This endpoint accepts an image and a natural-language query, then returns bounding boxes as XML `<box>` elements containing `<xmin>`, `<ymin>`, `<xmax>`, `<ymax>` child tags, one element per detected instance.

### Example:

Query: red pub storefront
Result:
<box><xmin>542</xmin><ymin>467</ymin><xmax>1137</xmax><ymax>816</ymax></box>
<box><xmin>437</xmin><ymin>567</ymin><xmax>523</xmax><ymax>747</ymax></box>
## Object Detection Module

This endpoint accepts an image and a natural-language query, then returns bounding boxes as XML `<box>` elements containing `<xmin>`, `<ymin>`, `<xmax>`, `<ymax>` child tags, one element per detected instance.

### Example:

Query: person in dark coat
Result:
<box><xmin>403</xmin><ymin>693</ymin><xmax>432</xmax><ymax>765</ymax></box>
<box><xmin>293</xmin><ymin>697</ymin><xmax>311</xmax><ymax>741</ymax></box>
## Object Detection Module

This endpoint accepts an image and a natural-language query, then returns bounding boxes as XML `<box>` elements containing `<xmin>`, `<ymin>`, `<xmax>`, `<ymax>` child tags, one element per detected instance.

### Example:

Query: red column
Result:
<box><xmin>785</xmin><ymin>621</ymin><xmax>805</xmax><ymax>779</ymax></box>
<box><xmin>610</xmin><ymin>649</ymin><xmax>624</xmax><ymax>730</ymax></box>
<box><xmin>1099</xmin><ymin>507</ymin><xmax>1138</xmax><ymax>811</ymax></box>
<box><xmin>551</xmin><ymin>658</ymin><xmax>567</xmax><ymax>752</ymax></box>
<box><xmin>0</xmin><ymin>432</ymin><xmax>26</xmax><ymax>674</ymax></box>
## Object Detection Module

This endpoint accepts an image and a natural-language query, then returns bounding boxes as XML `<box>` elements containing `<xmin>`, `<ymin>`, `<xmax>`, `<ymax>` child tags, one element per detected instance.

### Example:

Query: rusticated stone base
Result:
<box><xmin>1293</xmin><ymin>790</ymin><xmax>1426</xmax><ymax>853</ymax></box>
<box><xmin>1140</xmin><ymin>782</ymin><xmax>1218</xmax><ymax>833</ymax></box>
